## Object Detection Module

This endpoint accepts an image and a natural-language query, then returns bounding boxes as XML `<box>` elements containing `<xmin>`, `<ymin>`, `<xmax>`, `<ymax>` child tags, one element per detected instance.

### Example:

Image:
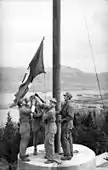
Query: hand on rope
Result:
<box><xmin>35</xmin><ymin>93</ymin><xmax>39</xmax><ymax>97</ymax></box>
<box><xmin>35</xmin><ymin>93</ymin><xmax>46</xmax><ymax>104</ymax></box>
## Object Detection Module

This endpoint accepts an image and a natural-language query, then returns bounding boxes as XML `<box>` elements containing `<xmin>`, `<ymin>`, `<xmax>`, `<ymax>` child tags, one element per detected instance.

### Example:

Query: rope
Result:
<box><xmin>83</xmin><ymin>15</ymin><xmax>104</xmax><ymax>108</ymax></box>
<box><xmin>76</xmin><ymin>0</ymin><xmax>104</xmax><ymax>108</ymax></box>
<box><xmin>44</xmin><ymin>73</ymin><xmax>47</xmax><ymax>101</ymax></box>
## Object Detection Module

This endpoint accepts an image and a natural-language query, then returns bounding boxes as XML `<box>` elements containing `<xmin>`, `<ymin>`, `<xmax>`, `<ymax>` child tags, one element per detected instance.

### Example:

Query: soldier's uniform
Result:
<box><xmin>60</xmin><ymin>92</ymin><xmax>74</xmax><ymax>160</ymax></box>
<box><xmin>18</xmin><ymin>99</ymin><xmax>31</xmax><ymax>161</ymax></box>
<box><xmin>30</xmin><ymin>94</ymin><xmax>48</xmax><ymax>155</ymax></box>
<box><xmin>32</xmin><ymin>102</ymin><xmax>44</xmax><ymax>155</ymax></box>
<box><xmin>42</xmin><ymin>98</ymin><xmax>57</xmax><ymax>162</ymax></box>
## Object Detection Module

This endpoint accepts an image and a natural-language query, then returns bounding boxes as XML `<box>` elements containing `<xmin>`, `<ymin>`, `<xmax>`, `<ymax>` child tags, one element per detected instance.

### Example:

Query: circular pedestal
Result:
<box><xmin>17</xmin><ymin>144</ymin><xmax>96</xmax><ymax>170</ymax></box>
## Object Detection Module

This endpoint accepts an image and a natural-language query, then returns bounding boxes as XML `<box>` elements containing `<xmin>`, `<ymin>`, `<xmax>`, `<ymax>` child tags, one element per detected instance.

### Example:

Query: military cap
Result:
<box><xmin>50</xmin><ymin>98</ymin><xmax>57</xmax><ymax>104</ymax></box>
<box><xmin>24</xmin><ymin>98</ymin><xmax>29</xmax><ymax>103</ymax></box>
<box><xmin>63</xmin><ymin>92</ymin><xmax>72</xmax><ymax>99</ymax></box>
<box><xmin>30</xmin><ymin>95</ymin><xmax>36</xmax><ymax>100</ymax></box>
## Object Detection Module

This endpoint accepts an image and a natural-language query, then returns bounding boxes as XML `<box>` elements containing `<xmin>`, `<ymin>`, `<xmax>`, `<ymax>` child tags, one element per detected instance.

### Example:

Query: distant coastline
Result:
<box><xmin>0</xmin><ymin>66</ymin><xmax>108</xmax><ymax>93</ymax></box>
<box><xmin>0</xmin><ymin>90</ymin><xmax>108</xmax><ymax>123</ymax></box>
<box><xmin>0</xmin><ymin>66</ymin><xmax>108</xmax><ymax>123</ymax></box>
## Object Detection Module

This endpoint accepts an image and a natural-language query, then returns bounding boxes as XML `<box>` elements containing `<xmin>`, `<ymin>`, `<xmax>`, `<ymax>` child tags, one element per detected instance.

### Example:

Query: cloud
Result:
<box><xmin>0</xmin><ymin>0</ymin><xmax>108</xmax><ymax>73</ymax></box>
<box><xmin>93</xmin><ymin>3</ymin><xmax>108</xmax><ymax>34</ymax></box>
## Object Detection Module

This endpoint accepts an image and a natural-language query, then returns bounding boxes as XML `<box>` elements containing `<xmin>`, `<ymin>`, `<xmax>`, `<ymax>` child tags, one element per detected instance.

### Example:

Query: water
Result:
<box><xmin>0</xmin><ymin>91</ymin><xmax>70</xmax><ymax>123</ymax></box>
<box><xmin>0</xmin><ymin>91</ymin><xmax>54</xmax><ymax>123</ymax></box>
<box><xmin>0</xmin><ymin>90</ymin><xmax>107</xmax><ymax>123</ymax></box>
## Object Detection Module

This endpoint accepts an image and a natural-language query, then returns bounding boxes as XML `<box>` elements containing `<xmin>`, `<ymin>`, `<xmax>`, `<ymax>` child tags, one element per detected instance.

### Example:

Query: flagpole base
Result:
<box><xmin>17</xmin><ymin>144</ymin><xmax>96</xmax><ymax>170</ymax></box>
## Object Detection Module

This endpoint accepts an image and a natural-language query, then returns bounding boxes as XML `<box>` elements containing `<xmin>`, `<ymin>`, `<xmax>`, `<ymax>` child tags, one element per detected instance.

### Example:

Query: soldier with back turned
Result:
<box><xmin>18</xmin><ymin>98</ymin><xmax>31</xmax><ymax>161</ymax></box>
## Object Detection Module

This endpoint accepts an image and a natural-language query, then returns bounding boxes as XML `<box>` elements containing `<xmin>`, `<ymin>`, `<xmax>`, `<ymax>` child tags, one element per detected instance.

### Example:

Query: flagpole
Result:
<box><xmin>53</xmin><ymin>0</ymin><xmax>61</xmax><ymax>153</ymax></box>
<box><xmin>43</xmin><ymin>36</ymin><xmax>45</xmax><ymax>41</ymax></box>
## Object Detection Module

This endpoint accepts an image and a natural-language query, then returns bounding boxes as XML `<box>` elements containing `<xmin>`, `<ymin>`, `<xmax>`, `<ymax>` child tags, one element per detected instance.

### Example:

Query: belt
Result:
<box><xmin>20</xmin><ymin>120</ymin><xmax>29</xmax><ymax>123</ymax></box>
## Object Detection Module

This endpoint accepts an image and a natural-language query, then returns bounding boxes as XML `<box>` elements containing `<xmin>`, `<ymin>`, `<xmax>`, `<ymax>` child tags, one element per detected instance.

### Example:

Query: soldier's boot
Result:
<box><xmin>44</xmin><ymin>160</ymin><xmax>54</xmax><ymax>164</ymax></box>
<box><xmin>44</xmin><ymin>155</ymin><xmax>48</xmax><ymax>159</ymax></box>
<box><xmin>44</xmin><ymin>158</ymin><xmax>62</xmax><ymax>164</ymax></box>
<box><xmin>33</xmin><ymin>147</ymin><xmax>38</xmax><ymax>155</ymax></box>
<box><xmin>25</xmin><ymin>154</ymin><xmax>29</xmax><ymax>157</ymax></box>
<box><xmin>19</xmin><ymin>154</ymin><xmax>29</xmax><ymax>158</ymax></box>
<box><xmin>61</xmin><ymin>155</ymin><xmax>72</xmax><ymax>160</ymax></box>
<box><xmin>20</xmin><ymin>156</ymin><xmax>30</xmax><ymax>162</ymax></box>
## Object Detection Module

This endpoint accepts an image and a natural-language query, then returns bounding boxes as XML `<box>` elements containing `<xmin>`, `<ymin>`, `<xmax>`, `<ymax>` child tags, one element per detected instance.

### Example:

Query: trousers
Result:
<box><xmin>19</xmin><ymin>122</ymin><xmax>30</xmax><ymax>157</ymax></box>
<box><xmin>61</xmin><ymin>125</ymin><xmax>73</xmax><ymax>157</ymax></box>
<box><xmin>32</xmin><ymin>119</ymin><xmax>44</xmax><ymax>150</ymax></box>
<box><xmin>44</xmin><ymin>133</ymin><xmax>55</xmax><ymax>160</ymax></box>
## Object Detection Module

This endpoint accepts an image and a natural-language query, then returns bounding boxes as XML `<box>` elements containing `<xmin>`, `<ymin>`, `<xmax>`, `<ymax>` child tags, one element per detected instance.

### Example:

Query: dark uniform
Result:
<box><xmin>18</xmin><ymin>99</ymin><xmax>31</xmax><ymax>161</ymax></box>
<box><xmin>32</xmin><ymin>102</ymin><xmax>44</xmax><ymax>155</ymax></box>
<box><xmin>60</xmin><ymin>92</ymin><xmax>74</xmax><ymax>160</ymax></box>
<box><xmin>30</xmin><ymin>94</ymin><xmax>48</xmax><ymax>155</ymax></box>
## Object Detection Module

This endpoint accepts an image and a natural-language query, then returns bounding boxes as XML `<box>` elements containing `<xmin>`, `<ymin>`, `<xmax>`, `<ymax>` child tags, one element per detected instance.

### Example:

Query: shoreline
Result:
<box><xmin>0</xmin><ymin>90</ymin><xmax>108</xmax><ymax>123</ymax></box>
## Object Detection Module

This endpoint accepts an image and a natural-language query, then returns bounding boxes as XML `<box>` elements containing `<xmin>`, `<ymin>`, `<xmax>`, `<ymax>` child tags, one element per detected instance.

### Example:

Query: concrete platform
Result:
<box><xmin>96</xmin><ymin>152</ymin><xmax>108</xmax><ymax>167</ymax></box>
<box><xmin>17</xmin><ymin>144</ymin><xmax>96</xmax><ymax>170</ymax></box>
<box><xmin>96</xmin><ymin>152</ymin><xmax>108</xmax><ymax>169</ymax></box>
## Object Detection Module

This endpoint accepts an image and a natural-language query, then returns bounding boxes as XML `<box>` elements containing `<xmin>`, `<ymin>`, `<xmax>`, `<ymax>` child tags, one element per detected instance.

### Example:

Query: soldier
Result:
<box><xmin>42</xmin><ymin>98</ymin><xmax>57</xmax><ymax>164</ymax></box>
<box><xmin>31</xmin><ymin>95</ymin><xmax>45</xmax><ymax>155</ymax></box>
<box><xmin>59</xmin><ymin>92</ymin><xmax>74</xmax><ymax>160</ymax></box>
<box><xmin>18</xmin><ymin>98</ymin><xmax>31</xmax><ymax>161</ymax></box>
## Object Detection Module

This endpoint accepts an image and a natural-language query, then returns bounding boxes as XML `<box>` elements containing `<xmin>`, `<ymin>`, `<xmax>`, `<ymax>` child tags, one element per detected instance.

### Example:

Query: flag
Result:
<box><xmin>10</xmin><ymin>37</ymin><xmax>45</xmax><ymax>107</ymax></box>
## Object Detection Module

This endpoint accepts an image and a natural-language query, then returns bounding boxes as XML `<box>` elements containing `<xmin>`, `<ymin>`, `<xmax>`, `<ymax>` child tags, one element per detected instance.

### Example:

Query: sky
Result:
<box><xmin>0</xmin><ymin>0</ymin><xmax>108</xmax><ymax>73</ymax></box>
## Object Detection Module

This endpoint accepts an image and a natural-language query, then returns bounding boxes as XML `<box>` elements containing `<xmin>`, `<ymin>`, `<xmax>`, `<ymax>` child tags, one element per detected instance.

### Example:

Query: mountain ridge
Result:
<box><xmin>0</xmin><ymin>66</ymin><xmax>108</xmax><ymax>92</ymax></box>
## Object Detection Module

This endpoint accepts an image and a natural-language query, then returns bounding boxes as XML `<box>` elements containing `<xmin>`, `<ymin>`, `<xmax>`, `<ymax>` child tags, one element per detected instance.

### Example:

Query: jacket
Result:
<box><xmin>61</xmin><ymin>100</ymin><xmax>74</xmax><ymax>129</ymax></box>
<box><xmin>19</xmin><ymin>105</ymin><xmax>31</xmax><ymax>123</ymax></box>
<box><xmin>43</xmin><ymin>107</ymin><xmax>57</xmax><ymax>134</ymax></box>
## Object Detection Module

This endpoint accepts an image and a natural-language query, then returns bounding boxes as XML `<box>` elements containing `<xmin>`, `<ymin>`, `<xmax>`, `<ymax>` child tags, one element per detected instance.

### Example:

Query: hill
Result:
<box><xmin>0</xmin><ymin>66</ymin><xmax>108</xmax><ymax>93</ymax></box>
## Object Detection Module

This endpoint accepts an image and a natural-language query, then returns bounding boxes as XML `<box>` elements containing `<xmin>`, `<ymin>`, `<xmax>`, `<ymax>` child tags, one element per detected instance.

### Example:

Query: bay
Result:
<box><xmin>0</xmin><ymin>90</ymin><xmax>107</xmax><ymax>124</ymax></box>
